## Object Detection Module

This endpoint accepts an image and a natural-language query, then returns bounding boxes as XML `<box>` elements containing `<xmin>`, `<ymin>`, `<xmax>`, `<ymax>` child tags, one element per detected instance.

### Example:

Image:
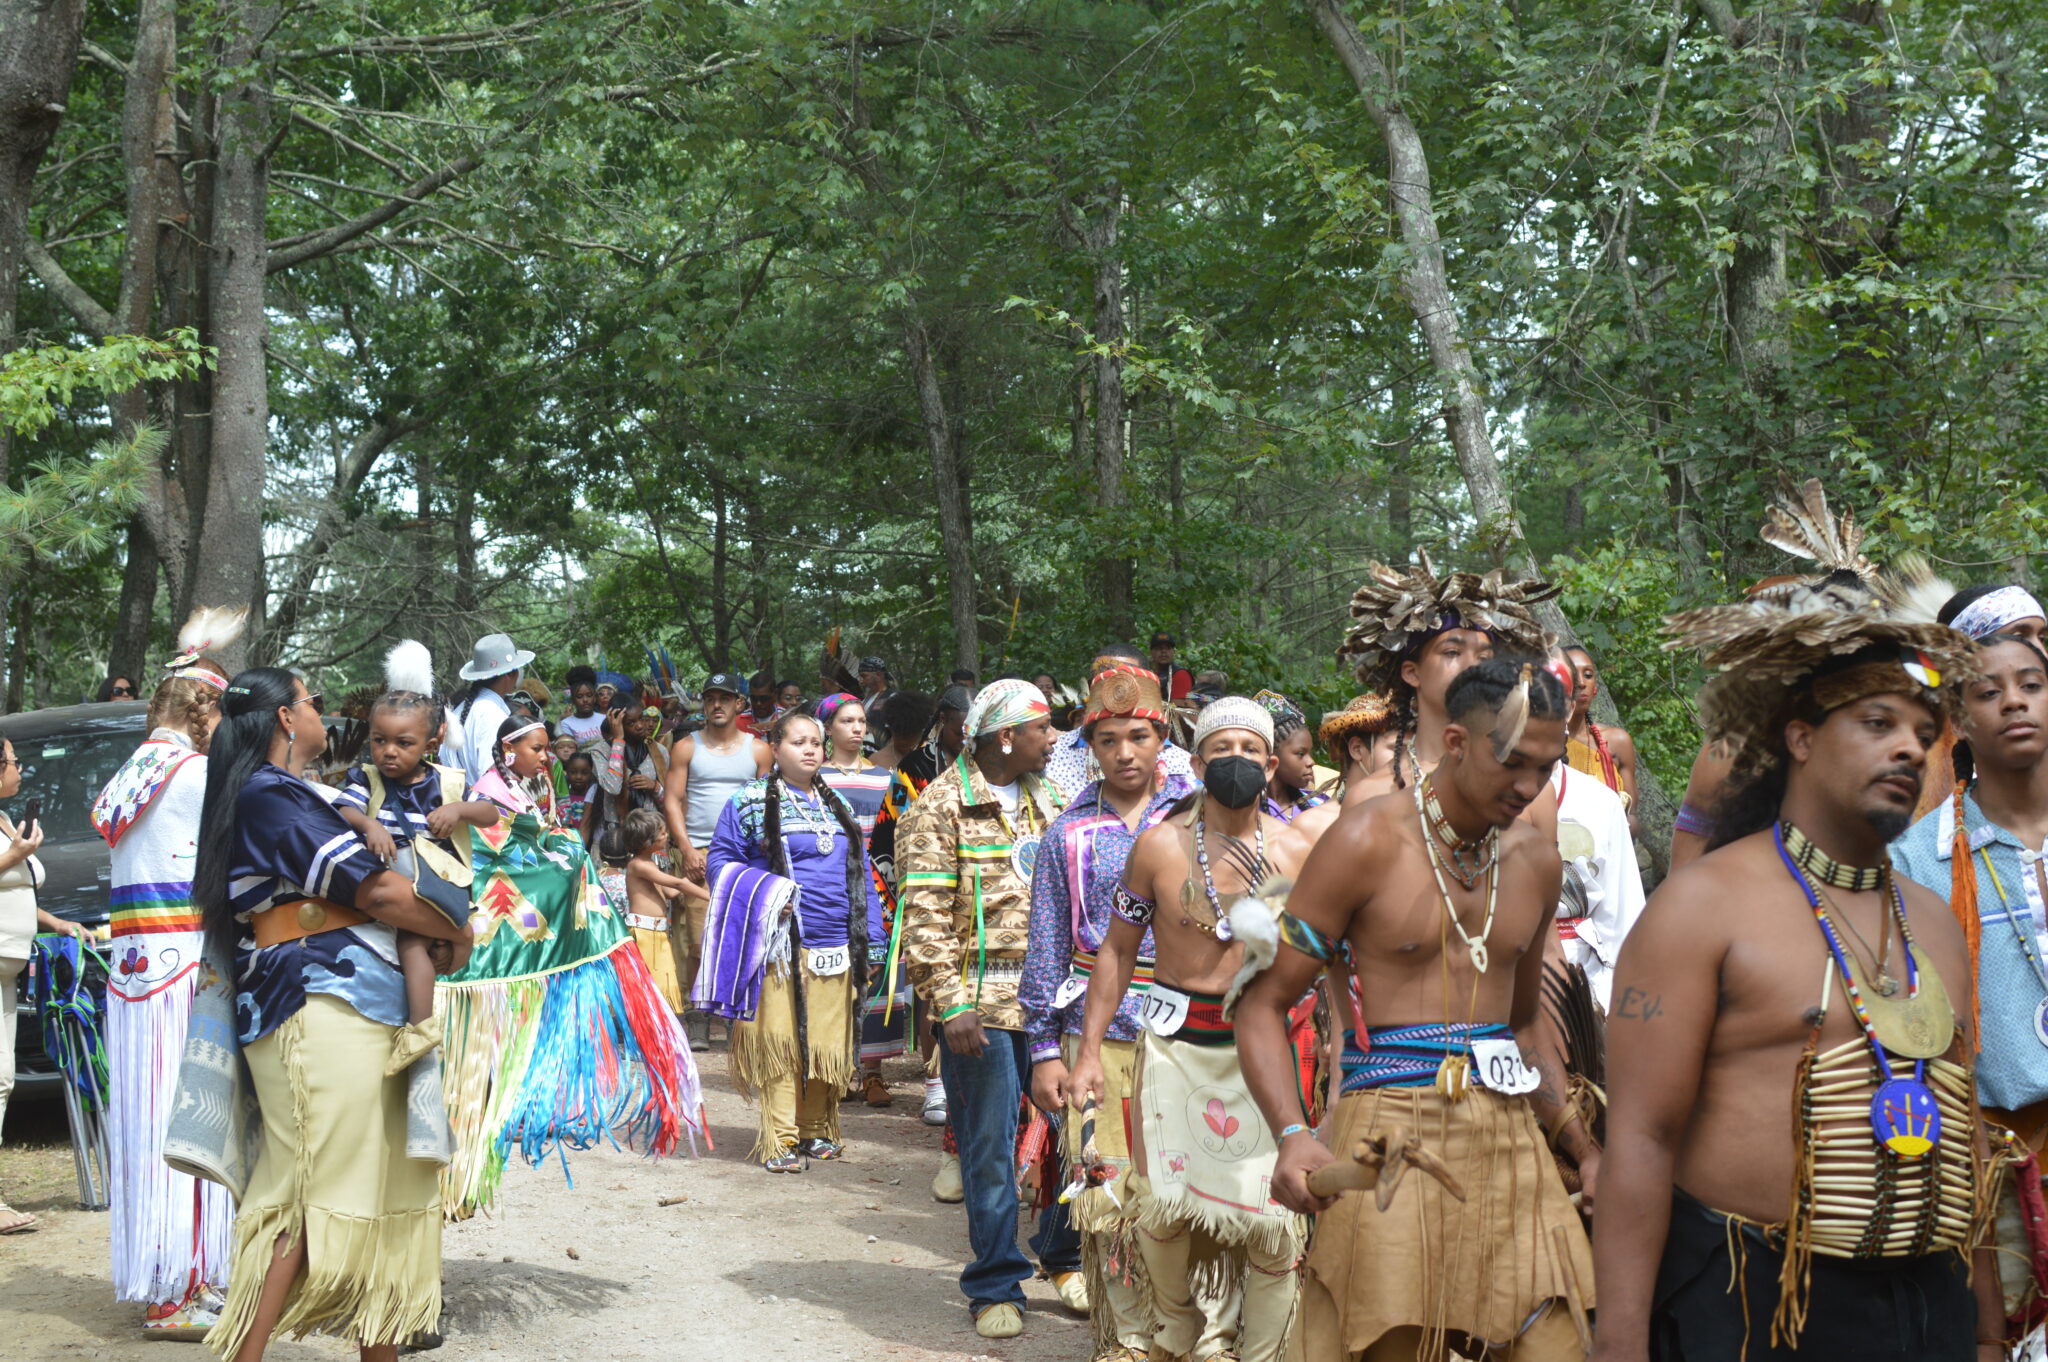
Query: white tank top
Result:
<box><xmin>685</xmin><ymin>732</ymin><xmax>758</xmax><ymax>846</ymax></box>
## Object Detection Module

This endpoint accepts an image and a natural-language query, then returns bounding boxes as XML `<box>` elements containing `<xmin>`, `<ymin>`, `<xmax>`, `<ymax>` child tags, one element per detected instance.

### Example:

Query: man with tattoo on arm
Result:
<box><xmin>1592</xmin><ymin>502</ymin><xmax>2000</xmax><ymax>1362</ymax></box>
<box><xmin>1236</xmin><ymin>659</ymin><xmax>1597</xmax><ymax>1361</ymax></box>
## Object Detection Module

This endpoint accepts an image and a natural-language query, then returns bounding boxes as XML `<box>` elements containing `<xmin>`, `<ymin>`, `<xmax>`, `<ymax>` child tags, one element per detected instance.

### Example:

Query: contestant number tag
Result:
<box><xmin>1471</xmin><ymin>1038</ymin><xmax>1540</xmax><ymax>1095</ymax></box>
<box><xmin>807</xmin><ymin>944</ymin><xmax>851</xmax><ymax>977</ymax></box>
<box><xmin>1053</xmin><ymin>975</ymin><xmax>1089</xmax><ymax>1009</ymax></box>
<box><xmin>1140</xmin><ymin>985</ymin><xmax>1190</xmax><ymax>1037</ymax></box>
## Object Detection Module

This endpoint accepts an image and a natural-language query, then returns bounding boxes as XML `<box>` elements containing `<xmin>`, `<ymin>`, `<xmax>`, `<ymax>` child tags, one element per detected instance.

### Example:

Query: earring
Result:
<box><xmin>286</xmin><ymin>727</ymin><xmax>296</xmax><ymax>764</ymax></box>
<box><xmin>1001</xmin><ymin>735</ymin><xmax>1013</xmax><ymax>755</ymax></box>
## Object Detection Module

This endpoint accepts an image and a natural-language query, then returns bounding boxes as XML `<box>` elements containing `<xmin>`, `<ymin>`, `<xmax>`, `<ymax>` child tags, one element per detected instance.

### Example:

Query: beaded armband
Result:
<box><xmin>1277</xmin><ymin>911</ymin><xmax>1342</xmax><ymax>964</ymax></box>
<box><xmin>1110</xmin><ymin>882</ymin><xmax>1156</xmax><ymax>926</ymax></box>
<box><xmin>1673</xmin><ymin>799</ymin><xmax>1718</xmax><ymax>838</ymax></box>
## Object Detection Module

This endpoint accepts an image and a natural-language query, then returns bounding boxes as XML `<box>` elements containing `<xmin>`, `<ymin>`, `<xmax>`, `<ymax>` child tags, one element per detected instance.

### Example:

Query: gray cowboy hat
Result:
<box><xmin>457</xmin><ymin>632</ymin><xmax>536</xmax><ymax>681</ymax></box>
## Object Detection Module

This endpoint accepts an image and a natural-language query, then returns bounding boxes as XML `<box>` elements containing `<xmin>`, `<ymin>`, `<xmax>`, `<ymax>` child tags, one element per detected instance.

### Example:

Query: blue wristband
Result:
<box><xmin>1278</xmin><ymin>1123</ymin><xmax>1308</xmax><ymax>1140</ymax></box>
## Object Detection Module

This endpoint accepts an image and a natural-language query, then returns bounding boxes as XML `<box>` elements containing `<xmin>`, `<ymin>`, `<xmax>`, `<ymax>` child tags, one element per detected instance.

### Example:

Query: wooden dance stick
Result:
<box><xmin>1304</xmin><ymin>1124</ymin><xmax>1467</xmax><ymax>1212</ymax></box>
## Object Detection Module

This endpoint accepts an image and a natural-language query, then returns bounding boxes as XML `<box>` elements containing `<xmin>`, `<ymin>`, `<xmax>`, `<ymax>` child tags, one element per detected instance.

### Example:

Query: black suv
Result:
<box><xmin>2</xmin><ymin>701</ymin><xmax>147</xmax><ymax>1098</ymax></box>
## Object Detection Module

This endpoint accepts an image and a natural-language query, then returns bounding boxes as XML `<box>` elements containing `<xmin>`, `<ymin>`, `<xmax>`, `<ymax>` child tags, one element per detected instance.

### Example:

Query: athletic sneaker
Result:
<box><xmin>764</xmin><ymin>1146</ymin><xmax>806</xmax><ymax>1173</ymax></box>
<box><xmin>921</xmin><ymin>1077</ymin><xmax>947</xmax><ymax>1126</ymax></box>
<box><xmin>800</xmin><ymin>1137</ymin><xmax>845</xmax><ymax>1161</ymax></box>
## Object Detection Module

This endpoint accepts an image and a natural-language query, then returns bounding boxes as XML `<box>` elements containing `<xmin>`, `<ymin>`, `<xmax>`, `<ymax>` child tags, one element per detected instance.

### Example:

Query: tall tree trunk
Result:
<box><xmin>1086</xmin><ymin>192</ymin><xmax>1134</xmax><ymax>637</ymax></box>
<box><xmin>4</xmin><ymin>587</ymin><xmax>24</xmax><ymax>713</ymax></box>
<box><xmin>101</xmin><ymin>0</ymin><xmax>180</xmax><ymax>681</ymax></box>
<box><xmin>181</xmin><ymin>2</ymin><xmax>275</xmax><ymax>670</ymax></box>
<box><xmin>452</xmin><ymin>483</ymin><xmax>477</xmax><ymax>619</ymax></box>
<box><xmin>903</xmin><ymin>318</ymin><xmax>979</xmax><ymax>671</ymax></box>
<box><xmin>711</xmin><ymin>477</ymin><xmax>731</xmax><ymax>670</ymax></box>
<box><xmin>109</xmin><ymin>516</ymin><xmax>160</xmax><ymax>684</ymax></box>
<box><xmin>1697</xmin><ymin>0</ymin><xmax>1795</xmax><ymax>561</ymax></box>
<box><xmin>0</xmin><ymin>0</ymin><xmax>87</xmax><ymax>709</ymax></box>
<box><xmin>1311</xmin><ymin>0</ymin><xmax>1677</xmax><ymax>877</ymax></box>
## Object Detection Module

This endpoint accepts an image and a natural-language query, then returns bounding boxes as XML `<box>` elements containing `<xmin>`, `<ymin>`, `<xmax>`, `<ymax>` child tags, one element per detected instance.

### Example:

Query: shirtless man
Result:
<box><xmin>1069</xmin><ymin>697</ymin><xmax>1313</xmax><ymax>1362</ymax></box>
<box><xmin>1335</xmin><ymin>558</ymin><xmax>1561</xmax><ymax>843</ymax></box>
<box><xmin>1293</xmin><ymin>695</ymin><xmax>1400</xmax><ymax>842</ymax></box>
<box><xmin>1237</xmin><ymin>658</ymin><xmax>1595</xmax><ymax>1361</ymax></box>
<box><xmin>1593</xmin><ymin>621</ymin><xmax>1999</xmax><ymax>1360</ymax></box>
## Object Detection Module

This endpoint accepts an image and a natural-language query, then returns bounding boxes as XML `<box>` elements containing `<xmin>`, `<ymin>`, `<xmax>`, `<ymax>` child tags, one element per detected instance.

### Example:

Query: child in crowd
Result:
<box><xmin>335</xmin><ymin>643</ymin><xmax>501</xmax><ymax>1074</ymax></box>
<box><xmin>559</xmin><ymin>665</ymin><xmax>606</xmax><ymax>752</ymax></box>
<box><xmin>621</xmin><ymin>808</ymin><xmax>706</xmax><ymax>1015</ymax></box>
<box><xmin>558</xmin><ymin>751</ymin><xmax>598</xmax><ymax>844</ymax></box>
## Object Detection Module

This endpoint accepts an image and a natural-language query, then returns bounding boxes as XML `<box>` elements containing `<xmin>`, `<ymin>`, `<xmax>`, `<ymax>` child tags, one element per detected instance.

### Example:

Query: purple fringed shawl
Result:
<box><xmin>692</xmin><ymin>862</ymin><xmax>797</xmax><ymax>1021</ymax></box>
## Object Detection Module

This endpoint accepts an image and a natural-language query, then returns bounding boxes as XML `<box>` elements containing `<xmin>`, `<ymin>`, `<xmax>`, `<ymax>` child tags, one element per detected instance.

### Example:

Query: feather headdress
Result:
<box><xmin>165</xmin><ymin>605</ymin><xmax>248</xmax><ymax>672</ymax></box>
<box><xmin>1664</xmin><ymin>480</ymin><xmax>1974</xmax><ymax>780</ymax></box>
<box><xmin>162</xmin><ymin>604</ymin><xmax>249</xmax><ymax>690</ymax></box>
<box><xmin>1337</xmin><ymin>550</ymin><xmax>1558</xmax><ymax>693</ymax></box>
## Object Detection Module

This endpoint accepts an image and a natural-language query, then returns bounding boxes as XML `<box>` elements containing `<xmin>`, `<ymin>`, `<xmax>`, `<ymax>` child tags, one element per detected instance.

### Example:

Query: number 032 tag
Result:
<box><xmin>1470</xmin><ymin>1038</ymin><xmax>1540</xmax><ymax>1095</ymax></box>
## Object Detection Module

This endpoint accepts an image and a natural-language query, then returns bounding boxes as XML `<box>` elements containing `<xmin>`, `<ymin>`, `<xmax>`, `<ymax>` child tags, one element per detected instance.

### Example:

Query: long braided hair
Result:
<box><xmin>1389</xmin><ymin>683</ymin><xmax>1419</xmax><ymax>790</ymax></box>
<box><xmin>762</xmin><ymin>711</ymin><xmax>869</xmax><ymax>964</ymax></box>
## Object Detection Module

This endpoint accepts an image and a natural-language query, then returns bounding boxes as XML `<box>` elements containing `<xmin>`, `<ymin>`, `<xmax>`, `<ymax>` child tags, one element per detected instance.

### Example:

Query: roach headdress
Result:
<box><xmin>1663</xmin><ymin>479</ymin><xmax>1975</xmax><ymax>783</ymax></box>
<box><xmin>1337</xmin><ymin>550</ymin><xmax>1558</xmax><ymax>695</ymax></box>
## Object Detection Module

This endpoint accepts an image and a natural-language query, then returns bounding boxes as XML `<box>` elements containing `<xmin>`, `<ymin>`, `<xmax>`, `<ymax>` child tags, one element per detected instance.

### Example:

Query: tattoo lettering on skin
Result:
<box><xmin>1615</xmin><ymin>987</ymin><xmax>1664</xmax><ymax>1022</ymax></box>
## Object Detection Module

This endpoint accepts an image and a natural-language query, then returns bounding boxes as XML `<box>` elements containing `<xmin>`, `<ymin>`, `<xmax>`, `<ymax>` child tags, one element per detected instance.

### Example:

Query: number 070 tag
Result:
<box><xmin>1470</xmin><ymin>1038</ymin><xmax>1540</xmax><ymax>1095</ymax></box>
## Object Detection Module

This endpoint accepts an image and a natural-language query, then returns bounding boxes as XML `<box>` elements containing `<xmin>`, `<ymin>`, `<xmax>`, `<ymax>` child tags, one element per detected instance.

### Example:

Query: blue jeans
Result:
<box><xmin>938</xmin><ymin>1024</ymin><xmax>1081</xmax><ymax>1311</ymax></box>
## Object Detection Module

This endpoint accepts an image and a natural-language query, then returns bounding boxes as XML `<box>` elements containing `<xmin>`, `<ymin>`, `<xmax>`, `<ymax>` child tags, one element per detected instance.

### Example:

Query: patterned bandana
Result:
<box><xmin>814</xmin><ymin>692</ymin><xmax>862</xmax><ymax>723</ymax></box>
<box><xmin>965</xmin><ymin>677</ymin><xmax>1050</xmax><ymax>738</ymax></box>
<box><xmin>1083</xmin><ymin>665</ymin><xmax>1166</xmax><ymax>725</ymax></box>
<box><xmin>1951</xmin><ymin>586</ymin><xmax>2046</xmax><ymax>641</ymax></box>
<box><xmin>1191</xmin><ymin>696</ymin><xmax>1275</xmax><ymax>753</ymax></box>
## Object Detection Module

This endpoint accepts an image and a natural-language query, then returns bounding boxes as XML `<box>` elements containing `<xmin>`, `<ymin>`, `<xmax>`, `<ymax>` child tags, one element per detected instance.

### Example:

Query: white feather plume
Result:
<box><xmin>172</xmin><ymin>605</ymin><xmax>248</xmax><ymax>662</ymax></box>
<box><xmin>1222</xmin><ymin>880</ymin><xmax>1288</xmax><ymax>1018</ymax></box>
<box><xmin>1883</xmin><ymin>552</ymin><xmax>1956</xmax><ymax>627</ymax></box>
<box><xmin>384</xmin><ymin>639</ymin><xmax>437</xmax><ymax>696</ymax></box>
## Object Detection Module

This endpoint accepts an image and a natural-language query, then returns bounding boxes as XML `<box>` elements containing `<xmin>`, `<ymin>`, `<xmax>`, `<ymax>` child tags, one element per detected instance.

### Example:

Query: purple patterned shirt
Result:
<box><xmin>1020</xmin><ymin>775</ymin><xmax>1195</xmax><ymax>1062</ymax></box>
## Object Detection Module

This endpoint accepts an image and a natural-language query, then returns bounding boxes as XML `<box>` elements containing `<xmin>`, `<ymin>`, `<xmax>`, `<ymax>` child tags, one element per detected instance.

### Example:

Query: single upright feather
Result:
<box><xmin>1488</xmin><ymin>663</ymin><xmax>1534</xmax><ymax>762</ymax></box>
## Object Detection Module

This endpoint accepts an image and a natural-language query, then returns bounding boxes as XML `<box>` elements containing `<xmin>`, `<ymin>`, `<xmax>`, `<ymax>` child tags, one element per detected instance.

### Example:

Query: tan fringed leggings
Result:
<box><xmin>1138</xmin><ymin>1220</ymin><xmax>1299</xmax><ymax>1362</ymax></box>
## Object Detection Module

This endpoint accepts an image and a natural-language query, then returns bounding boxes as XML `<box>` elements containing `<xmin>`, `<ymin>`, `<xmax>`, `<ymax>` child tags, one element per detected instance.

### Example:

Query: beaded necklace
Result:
<box><xmin>1416</xmin><ymin>773</ymin><xmax>1498</xmax><ymax>973</ymax></box>
<box><xmin>1419</xmin><ymin>773</ymin><xmax>1498</xmax><ymax>890</ymax></box>
<box><xmin>1782</xmin><ymin>821</ymin><xmax>1884</xmax><ymax>891</ymax></box>
<box><xmin>1189</xmin><ymin>812</ymin><xmax>1265</xmax><ymax>942</ymax></box>
<box><xmin>1773</xmin><ymin>822</ymin><xmax>1941</xmax><ymax>1158</ymax></box>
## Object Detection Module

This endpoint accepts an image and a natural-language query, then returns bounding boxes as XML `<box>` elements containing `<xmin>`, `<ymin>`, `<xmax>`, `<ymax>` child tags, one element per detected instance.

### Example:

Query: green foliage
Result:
<box><xmin>0</xmin><ymin>426</ymin><xmax>158</xmax><ymax>576</ymax></box>
<box><xmin>10</xmin><ymin>0</ymin><xmax>2048</xmax><ymax>794</ymax></box>
<box><xmin>0</xmin><ymin>333</ymin><xmax>210</xmax><ymax>437</ymax></box>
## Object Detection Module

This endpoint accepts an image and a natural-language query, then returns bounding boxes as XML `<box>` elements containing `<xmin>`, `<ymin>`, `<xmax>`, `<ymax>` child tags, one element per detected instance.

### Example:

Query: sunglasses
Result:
<box><xmin>294</xmin><ymin>692</ymin><xmax>323</xmax><ymax>712</ymax></box>
<box><xmin>110</xmin><ymin>686</ymin><xmax>135</xmax><ymax>698</ymax></box>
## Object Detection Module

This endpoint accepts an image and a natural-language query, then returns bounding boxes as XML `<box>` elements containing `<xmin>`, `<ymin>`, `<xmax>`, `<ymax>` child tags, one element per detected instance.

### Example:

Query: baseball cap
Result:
<box><xmin>703</xmin><ymin>672</ymin><xmax>744</xmax><ymax>697</ymax></box>
<box><xmin>1149</xmin><ymin>631</ymin><xmax>1175</xmax><ymax>649</ymax></box>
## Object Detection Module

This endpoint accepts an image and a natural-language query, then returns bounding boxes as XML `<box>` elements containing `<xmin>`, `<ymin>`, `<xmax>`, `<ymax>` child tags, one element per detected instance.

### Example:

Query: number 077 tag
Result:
<box><xmin>1470</xmin><ymin>1038</ymin><xmax>1540</xmax><ymax>1095</ymax></box>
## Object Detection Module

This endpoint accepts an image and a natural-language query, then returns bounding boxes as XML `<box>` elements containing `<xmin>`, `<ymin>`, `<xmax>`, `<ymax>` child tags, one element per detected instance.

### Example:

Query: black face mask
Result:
<box><xmin>1202</xmin><ymin>755</ymin><xmax>1267</xmax><ymax>810</ymax></box>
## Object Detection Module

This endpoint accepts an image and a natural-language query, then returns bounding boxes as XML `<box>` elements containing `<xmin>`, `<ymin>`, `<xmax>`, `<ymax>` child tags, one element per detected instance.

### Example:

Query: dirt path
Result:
<box><xmin>0</xmin><ymin>1052</ymin><xmax>1089</xmax><ymax>1362</ymax></box>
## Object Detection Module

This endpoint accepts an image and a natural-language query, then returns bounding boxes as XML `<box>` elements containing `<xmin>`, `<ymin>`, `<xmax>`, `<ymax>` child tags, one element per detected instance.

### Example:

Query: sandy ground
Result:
<box><xmin>0</xmin><ymin>1050</ymin><xmax>1089</xmax><ymax>1362</ymax></box>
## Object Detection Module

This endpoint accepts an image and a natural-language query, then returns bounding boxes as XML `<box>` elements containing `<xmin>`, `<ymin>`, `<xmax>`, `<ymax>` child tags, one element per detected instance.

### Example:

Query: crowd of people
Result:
<box><xmin>18</xmin><ymin>478</ymin><xmax>2048</xmax><ymax>1362</ymax></box>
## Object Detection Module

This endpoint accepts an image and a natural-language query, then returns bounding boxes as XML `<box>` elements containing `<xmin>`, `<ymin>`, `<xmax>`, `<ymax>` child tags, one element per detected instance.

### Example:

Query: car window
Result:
<box><xmin>1</xmin><ymin>730</ymin><xmax>147</xmax><ymax>843</ymax></box>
